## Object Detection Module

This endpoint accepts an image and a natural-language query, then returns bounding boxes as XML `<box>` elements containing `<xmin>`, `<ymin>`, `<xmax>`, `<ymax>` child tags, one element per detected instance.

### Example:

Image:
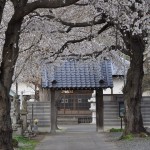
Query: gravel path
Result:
<box><xmin>104</xmin><ymin>132</ymin><xmax>150</xmax><ymax>150</ymax></box>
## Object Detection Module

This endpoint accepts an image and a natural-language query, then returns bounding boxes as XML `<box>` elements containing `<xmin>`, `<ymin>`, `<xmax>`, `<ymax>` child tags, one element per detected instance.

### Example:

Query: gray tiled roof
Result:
<box><xmin>41</xmin><ymin>60</ymin><xmax>113</xmax><ymax>89</ymax></box>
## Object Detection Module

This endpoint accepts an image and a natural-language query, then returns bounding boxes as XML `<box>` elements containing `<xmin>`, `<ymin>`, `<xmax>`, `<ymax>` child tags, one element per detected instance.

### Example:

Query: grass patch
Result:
<box><xmin>13</xmin><ymin>135</ymin><xmax>38</xmax><ymax>150</ymax></box>
<box><xmin>110</xmin><ymin>128</ymin><xmax>124</xmax><ymax>132</ymax></box>
<box><xmin>120</xmin><ymin>134</ymin><xmax>134</xmax><ymax>140</ymax></box>
<box><xmin>139</xmin><ymin>132</ymin><xmax>148</xmax><ymax>138</ymax></box>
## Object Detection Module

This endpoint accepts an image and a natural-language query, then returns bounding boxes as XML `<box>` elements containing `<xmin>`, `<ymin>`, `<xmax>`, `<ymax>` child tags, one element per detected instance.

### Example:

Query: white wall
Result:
<box><xmin>143</xmin><ymin>90</ymin><xmax>150</xmax><ymax>96</ymax></box>
<box><xmin>103</xmin><ymin>77</ymin><xmax>124</xmax><ymax>94</ymax></box>
<box><xmin>104</xmin><ymin>77</ymin><xmax>150</xmax><ymax>96</ymax></box>
<box><xmin>11</xmin><ymin>83</ymin><xmax>35</xmax><ymax>95</ymax></box>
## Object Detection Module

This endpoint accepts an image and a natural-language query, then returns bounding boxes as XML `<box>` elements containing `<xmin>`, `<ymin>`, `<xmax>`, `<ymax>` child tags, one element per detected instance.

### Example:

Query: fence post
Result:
<box><xmin>31</xmin><ymin>104</ymin><xmax>34</xmax><ymax>131</ymax></box>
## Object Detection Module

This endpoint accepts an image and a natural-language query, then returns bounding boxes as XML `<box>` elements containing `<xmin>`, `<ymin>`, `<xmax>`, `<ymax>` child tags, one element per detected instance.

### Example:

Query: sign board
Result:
<box><xmin>61</xmin><ymin>90</ymin><xmax>73</xmax><ymax>94</ymax></box>
<box><xmin>119</xmin><ymin>102</ymin><xmax>125</xmax><ymax>117</ymax></box>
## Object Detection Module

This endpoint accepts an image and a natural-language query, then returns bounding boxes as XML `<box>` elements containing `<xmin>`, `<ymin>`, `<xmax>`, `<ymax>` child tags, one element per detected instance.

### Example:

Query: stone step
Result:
<box><xmin>104</xmin><ymin>112</ymin><xmax>119</xmax><ymax>115</ymax></box>
<box><xmin>104</xmin><ymin>123</ymin><xmax>123</xmax><ymax>126</ymax></box>
<box><xmin>142</xmin><ymin>112</ymin><xmax>150</xmax><ymax>115</ymax></box>
<box><xmin>27</xmin><ymin>102</ymin><xmax>50</xmax><ymax>105</ymax></box>
<box><xmin>27</xmin><ymin>115</ymin><xmax>50</xmax><ymax>119</ymax></box>
<box><xmin>104</xmin><ymin>118</ymin><xmax>120</xmax><ymax>122</ymax></box>
<box><xmin>141</xmin><ymin>104</ymin><xmax>150</xmax><ymax>106</ymax></box>
<box><xmin>143</xmin><ymin>122</ymin><xmax>150</xmax><ymax>126</ymax></box>
<box><xmin>28</xmin><ymin>110</ymin><xmax>50</xmax><ymax>112</ymax></box>
<box><xmin>36</xmin><ymin>122</ymin><xmax>50</xmax><ymax>127</ymax></box>
<box><xmin>141</xmin><ymin>108</ymin><xmax>150</xmax><ymax>111</ymax></box>
<box><xmin>104</xmin><ymin>107</ymin><xmax>118</xmax><ymax>110</ymax></box>
<box><xmin>104</xmin><ymin>104</ymin><xmax>118</xmax><ymax>106</ymax></box>
<box><xmin>28</xmin><ymin>106</ymin><xmax>50</xmax><ymax>109</ymax></box>
<box><xmin>104</xmin><ymin>105</ymin><xmax>118</xmax><ymax>108</ymax></box>
<box><xmin>143</xmin><ymin>119</ymin><xmax>150</xmax><ymax>122</ymax></box>
<box><xmin>58</xmin><ymin>114</ymin><xmax>91</xmax><ymax>118</ymax></box>
<box><xmin>57</xmin><ymin>119</ymin><xmax>78</xmax><ymax>125</ymax></box>
<box><xmin>104</xmin><ymin>116</ymin><xmax>120</xmax><ymax>120</ymax></box>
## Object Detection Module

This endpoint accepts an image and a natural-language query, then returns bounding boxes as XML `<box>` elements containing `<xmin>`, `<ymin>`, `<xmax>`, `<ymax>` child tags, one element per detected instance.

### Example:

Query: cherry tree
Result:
<box><xmin>90</xmin><ymin>1</ymin><xmax>148</xmax><ymax>136</ymax></box>
<box><xmin>90</xmin><ymin>0</ymin><xmax>150</xmax><ymax>136</ymax></box>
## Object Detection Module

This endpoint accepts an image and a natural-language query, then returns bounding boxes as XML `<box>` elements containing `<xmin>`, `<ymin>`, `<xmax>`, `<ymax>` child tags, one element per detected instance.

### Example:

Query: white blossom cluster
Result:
<box><xmin>12</xmin><ymin>2</ymin><xmax>132</xmax><ymax>82</ymax></box>
<box><xmin>90</xmin><ymin>0</ymin><xmax>149</xmax><ymax>36</ymax></box>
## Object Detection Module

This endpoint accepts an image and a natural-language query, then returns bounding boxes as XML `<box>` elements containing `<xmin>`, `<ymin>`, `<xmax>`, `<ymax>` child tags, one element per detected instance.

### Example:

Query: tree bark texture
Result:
<box><xmin>0</xmin><ymin>85</ymin><xmax>13</xmax><ymax>149</ymax></box>
<box><xmin>96</xmin><ymin>89</ymin><xmax>103</xmax><ymax>132</ymax></box>
<box><xmin>123</xmin><ymin>36</ymin><xmax>146</xmax><ymax>135</ymax></box>
<box><xmin>0</xmin><ymin>13</ymin><xmax>23</xmax><ymax>150</ymax></box>
<box><xmin>23</xmin><ymin>0</ymin><xmax>79</xmax><ymax>17</ymax></box>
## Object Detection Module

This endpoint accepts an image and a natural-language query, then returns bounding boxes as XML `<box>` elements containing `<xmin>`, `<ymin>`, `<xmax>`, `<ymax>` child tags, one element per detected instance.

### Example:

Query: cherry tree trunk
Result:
<box><xmin>123</xmin><ymin>38</ymin><xmax>146</xmax><ymax>135</ymax></box>
<box><xmin>0</xmin><ymin>86</ymin><xmax>13</xmax><ymax>149</ymax></box>
<box><xmin>0</xmin><ymin>17</ymin><xmax>23</xmax><ymax>149</ymax></box>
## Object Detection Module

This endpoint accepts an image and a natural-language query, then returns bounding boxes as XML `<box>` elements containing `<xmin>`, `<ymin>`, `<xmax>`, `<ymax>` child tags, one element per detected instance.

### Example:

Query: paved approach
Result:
<box><xmin>35</xmin><ymin>124</ymin><xmax>118</xmax><ymax>150</ymax></box>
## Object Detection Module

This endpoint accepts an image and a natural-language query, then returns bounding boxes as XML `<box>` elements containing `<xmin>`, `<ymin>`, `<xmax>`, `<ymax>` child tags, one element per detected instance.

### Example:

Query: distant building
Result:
<box><xmin>41</xmin><ymin>59</ymin><xmax>113</xmax><ymax>125</ymax></box>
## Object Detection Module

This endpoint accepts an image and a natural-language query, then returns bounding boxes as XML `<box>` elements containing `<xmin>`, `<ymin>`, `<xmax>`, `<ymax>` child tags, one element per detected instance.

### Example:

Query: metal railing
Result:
<box><xmin>78</xmin><ymin>117</ymin><xmax>92</xmax><ymax>123</ymax></box>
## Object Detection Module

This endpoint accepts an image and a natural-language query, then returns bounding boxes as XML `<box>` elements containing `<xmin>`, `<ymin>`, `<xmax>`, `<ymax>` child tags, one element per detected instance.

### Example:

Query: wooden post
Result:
<box><xmin>50</xmin><ymin>89</ymin><xmax>56</xmax><ymax>134</ymax></box>
<box><xmin>55</xmin><ymin>90</ymin><xmax>61</xmax><ymax>130</ymax></box>
<box><xmin>111</xmin><ymin>88</ymin><xmax>113</xmax><ymax>101</ymax></box>
<box><xmin>96</xmin><ymin>88</ymin><xmax>103</xmax><ymax>132</ymax></box>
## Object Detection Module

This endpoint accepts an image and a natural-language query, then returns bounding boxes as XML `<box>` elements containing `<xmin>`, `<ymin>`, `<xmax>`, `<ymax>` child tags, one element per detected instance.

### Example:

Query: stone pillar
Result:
<box><xmin>91</xmin><ymin>107</ymin><xmax>96</xmax><ymax>124</ymax></box>
<box><xmin>96</xmin><ymin>88</ymin><xmax>103</xmax><ymax>132</ymax></box>
<box><xmin>88</xmin><ymin>91</ymin><xmax>96</xmax><ymax>124</ymax></box>
<box><xmin>20</xmin><ymin>111</ymin><xmax>28</xmax><ymax>131</ymax></box>
<box><xmin>12</xmin><ymin>95</ymin><xmax>20</xmax><ymax>125</ymax></box>
<box><xmin>12</xmin><ymin>95</ymin><xmax>23</xmax><ymax>135</ymax></box>
<box><xmin>20</xmin><ymin>94</ymin><xmax>28</xmax><ymax>132</ymax></box>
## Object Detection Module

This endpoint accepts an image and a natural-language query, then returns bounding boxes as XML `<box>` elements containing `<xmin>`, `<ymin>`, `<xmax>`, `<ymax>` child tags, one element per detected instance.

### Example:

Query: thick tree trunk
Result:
<box><xmin>123</xmin><ymin>37</ymin><xmax>146</xmax><ymax>135</ymax></box>
<box><xmin>0</xmin><ymin>86</ymin><xmax>13</xmax><ymax>149</ymax></box>
<box><xmin>0</xmin><ymin>15</ymin><xmax>23</xmax><ymax>149</ymax></box>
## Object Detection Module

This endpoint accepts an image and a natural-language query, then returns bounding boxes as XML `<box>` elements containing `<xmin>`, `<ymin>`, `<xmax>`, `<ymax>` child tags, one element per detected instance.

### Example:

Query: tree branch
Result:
<box><xmin>109</xmin><ymin>45</ymin><xmax>131</xmax><ymax>56</ymax></box>
<box><xmin>74</xmin><ymin>3</ymin><xmax>89</xmax><ymax>6</ymax></box>
<box><xmin>61</xmin><ymin>49</ymin><xmax>107</xmax><ymax>60</ymax></box>
<box><xmin>50</xmin><ymin>23</ymin><xmax>111</xmax><ymax>60</ymax></box>
<box><xmin>26</xmin><ymin>11</ymin><xmax>107</xmax><ymax>33</ymax></box>
<box><xmin>19</xmin><ymin>34</ymin><xmax>42</xmax><ymax>53</ymax></box>
<box><xmin>13</xmin><ymin>50</ymin><xmax>37</xmax><ymax>82</ymax></box>
<box><xmin>57</xmin><ymin>17</ymin><xmax>106</xmax><ymax>28</ymax></box>
<box><xmin>22</xmin><ymin>0</ymin><xmax>80</xmax><ymax>18</ymax></box>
